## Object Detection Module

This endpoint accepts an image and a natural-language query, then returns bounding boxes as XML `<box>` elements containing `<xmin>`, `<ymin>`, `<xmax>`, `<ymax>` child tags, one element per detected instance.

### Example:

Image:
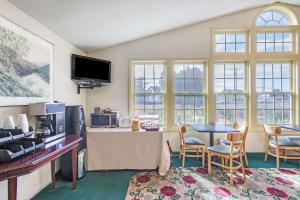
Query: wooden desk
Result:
<box><xmin>191</xmin><ymin>124</ymin><xmax>240</xmax><ymax>146</ymax></box>
<box><xmin>0</xmin><ymin>135</ymin><xmax>82</xmax><ymax>200</ymax></box>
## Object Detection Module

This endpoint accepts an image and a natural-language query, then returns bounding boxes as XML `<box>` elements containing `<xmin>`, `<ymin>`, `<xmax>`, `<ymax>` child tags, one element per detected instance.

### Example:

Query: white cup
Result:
<box><xmin>3</xmin><ymin>116</ymin><xmax>15</xmax><ymax>129</ymax></box>
<box><xmin>17</xmin><ymin>114</ymin><xmax>29</xmax><ymax>133</ymax></box>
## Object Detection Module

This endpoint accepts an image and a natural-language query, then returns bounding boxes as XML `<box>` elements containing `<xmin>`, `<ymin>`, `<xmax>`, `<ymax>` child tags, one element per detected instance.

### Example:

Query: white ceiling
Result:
<box><xmin>8</xmin><ymin>0</ymin><xmax>300</xmax><ymax>52</ymax></box>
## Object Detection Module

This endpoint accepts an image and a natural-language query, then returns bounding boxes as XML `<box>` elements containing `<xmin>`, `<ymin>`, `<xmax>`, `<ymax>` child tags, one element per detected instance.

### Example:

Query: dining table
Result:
<box><xmin>191</xmin><ymin>124</ymin><xmax>240</xmax><ymax>146</ymax></box>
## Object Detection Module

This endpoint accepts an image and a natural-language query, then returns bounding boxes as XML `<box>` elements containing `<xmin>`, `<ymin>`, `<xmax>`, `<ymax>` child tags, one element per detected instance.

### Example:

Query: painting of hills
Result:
<box><xmin>0</xmin><ymin>16</ymin><xmax>53</xmax><ymax>105</ymax></box>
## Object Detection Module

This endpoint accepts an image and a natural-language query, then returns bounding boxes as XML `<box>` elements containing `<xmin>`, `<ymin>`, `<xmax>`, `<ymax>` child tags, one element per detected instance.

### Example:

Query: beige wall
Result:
<box><xmin>86</xmin><ymin>4</ymin><xmax>300</xmax><ymax>153</ymax></box>
<box><xmin>0</xmin><ymin>0</ymin><xmax>86</xmax><ymax>199</ymax></box>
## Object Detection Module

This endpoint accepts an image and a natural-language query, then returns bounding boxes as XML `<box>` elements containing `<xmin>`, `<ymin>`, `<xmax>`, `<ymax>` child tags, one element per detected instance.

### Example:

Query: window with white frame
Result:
<box><xmin>256</xmin><ymin>32</ymin><xmax>293</xmax><ymax>52</ymax></box>
<box><xmin>256</xmin><ymin>62</ymin><xmax>292</xmax><ymax>124</ymax></box>
<box><xmin>174</xmin><ymin>63</ymin><xmax>206</xmax><ymax>124</ymax></box>
<box><xmin>133</xmin><ymin>62</ymin><xmax>165</xmax><ymax>124</ymax></box>
<box><xmin>256</xmin><ymin>10</ymin><xmax>291</xmax><ymax>26</ymax></box>
<box><xmin>215</xmin><ymin>63</ymin><xmax>247</xmax><ymax>124</ymax></box>
<box><xmin>215</xmin><ymin>33</ymin><xmax>247</xmax><ymax>53</ymax></box>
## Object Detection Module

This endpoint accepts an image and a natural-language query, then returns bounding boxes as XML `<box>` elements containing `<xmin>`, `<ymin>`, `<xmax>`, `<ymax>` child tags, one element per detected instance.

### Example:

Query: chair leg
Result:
<box><xmin>208</xmin><ymin>151</ymin><xmax>212</xmax><ymax>174</ymax></box>
<box><xmin>182</xmin><ymin>150</ymin><xmax>185</xmax><ymax>168</ymax></box>
<box><xmin>196</xmin><ymin>148</ymin><xmax>199</xmax><ymax>160</ymax></box>
<box><xmin>179</xmin><ymin>146</ymin><xmax>182</xmax><ymax>159</ymax></box>
<box><xmin>284</xmin><ymin>150</ymin><xmax>287</xmax><ymax>162</ymax></box>
<box><xmin>201</xmin><ymin>147</ymin><xmax>205</xmax><ymax>168</ymax></box>
<box><xmin>229</xmin><ymin>157</ymin><xmax>233</xmax><ymax>184</ymax></box>
<box><xmin>276</xmin><ymin>147</ymin><xmax>280</xmax><ymax>169</ymax></box>
<box><xmin>264</xmin><ymin>145</ymin><xmax>269</xmax><ymax>161</ymax></box>
<box><xmin>240</xmin><ymin>154</ymin><xmax>246</xmax><ymax>180</ymax></box>
<box><xmin>221</xmin><ymin>158</ymin><xmax>224</xmax><ymax>167</ymax></box>
<box><xmin>243</xmin><ymin>146</ymin><xmax>249</xmax><ymax>167</ymax></box>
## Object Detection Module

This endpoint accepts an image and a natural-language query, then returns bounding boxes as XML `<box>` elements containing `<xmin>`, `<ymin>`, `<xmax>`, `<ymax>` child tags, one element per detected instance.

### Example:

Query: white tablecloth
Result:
<box><xmin>86</xmin><ymin>127</ymin><xmax>170</xmax><ymax>175</ymax></box>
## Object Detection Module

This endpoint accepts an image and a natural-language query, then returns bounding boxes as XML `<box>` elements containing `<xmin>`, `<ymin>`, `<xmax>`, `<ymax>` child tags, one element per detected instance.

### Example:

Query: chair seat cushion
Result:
<box><xmin>184</xmin><ymin>137</ymin><xmax>204</xmax><ymax>145</ymax></box>
<box><xmin>269</xmin><ymin>136</ymin><xmax>300</xmax><ymax>147</ymax></box>
<box><xmin>218</xmin><ymin>138</ymin><xmax>242</xmax><ymax>145</ymax></box>
<box><xmin>208</xmin><ymin>144</ymin><xmax>240</xmax><ymax>154</ymax></box>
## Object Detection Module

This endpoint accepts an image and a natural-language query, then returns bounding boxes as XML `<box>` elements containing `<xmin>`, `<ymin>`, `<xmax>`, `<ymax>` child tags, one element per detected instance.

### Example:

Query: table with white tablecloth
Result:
<box><xmin>86</xmin><ymin>127</ymin><xmax>170</xmax><ymax>175</ymax></box>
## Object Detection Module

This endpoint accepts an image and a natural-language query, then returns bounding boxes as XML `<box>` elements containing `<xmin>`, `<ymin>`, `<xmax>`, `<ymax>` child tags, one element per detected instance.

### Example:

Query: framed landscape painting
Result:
<box><xmin>0</xmin><ymin>15</ymin><xmax>53</xmax><ymax>106</ymax></box>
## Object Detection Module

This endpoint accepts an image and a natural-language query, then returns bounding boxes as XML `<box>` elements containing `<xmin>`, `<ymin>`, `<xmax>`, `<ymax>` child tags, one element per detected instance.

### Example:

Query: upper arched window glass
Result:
<box><xmin>256</xmin><ymin>10</ymin><xmax>291</xmax><ymax>26</ymax></box>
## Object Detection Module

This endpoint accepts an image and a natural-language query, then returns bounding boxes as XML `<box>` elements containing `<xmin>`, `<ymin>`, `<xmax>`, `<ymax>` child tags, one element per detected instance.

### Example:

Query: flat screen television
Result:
<box><xmin>71</xmin><ymin>54</ymin><xmax>111</xmax><ymax>83</ymax></box>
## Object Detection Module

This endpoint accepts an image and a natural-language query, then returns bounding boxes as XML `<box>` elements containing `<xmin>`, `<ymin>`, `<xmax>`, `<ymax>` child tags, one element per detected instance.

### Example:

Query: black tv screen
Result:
<box><xmin>71</xmin><ymin>54</ymin><xmax>111</xmax><ymax>83</ymax></box>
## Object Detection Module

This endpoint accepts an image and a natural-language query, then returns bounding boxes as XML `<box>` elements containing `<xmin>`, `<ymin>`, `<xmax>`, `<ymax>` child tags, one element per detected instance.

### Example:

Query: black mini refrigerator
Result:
<box><xmin>62</xmin><ymin>105</ymin><xmax>87</xmax><ymax>181</ymax></box>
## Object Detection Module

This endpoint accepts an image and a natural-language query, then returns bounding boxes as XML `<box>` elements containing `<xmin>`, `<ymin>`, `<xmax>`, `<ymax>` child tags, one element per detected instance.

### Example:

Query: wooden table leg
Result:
<box><xmin>209</xmin><ymin>131</ymin><xmax>214</xmax><ymax>146</ymax></box>
<box><xmin>51</xmin><ymin>160</ymin><xmax>56</xmax><ymax>189</ymax></box>
<box><xmin>8</xmin><ymin>177</ymin><xmax>17</xmax><ymax>200</ymax></box>
<box><xmin>72</xmin><ymin>147</ymin><xmax>78</xmax><ymax>190</ymax></box>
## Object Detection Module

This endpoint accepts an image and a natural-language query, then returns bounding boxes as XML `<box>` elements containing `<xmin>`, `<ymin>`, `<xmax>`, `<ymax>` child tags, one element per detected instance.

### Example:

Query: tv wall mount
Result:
<box><xmin>76</xmin><ymin>81</ymin><xmax>104</xmax><ymax>94</ymax></box>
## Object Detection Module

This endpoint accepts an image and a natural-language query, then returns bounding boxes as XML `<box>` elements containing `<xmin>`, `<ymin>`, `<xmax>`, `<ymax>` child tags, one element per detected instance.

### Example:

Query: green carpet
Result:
<box><xmin>33</xmin><ymin>153</ymin><xmax>299</xmax><ymax>200</ymax></box>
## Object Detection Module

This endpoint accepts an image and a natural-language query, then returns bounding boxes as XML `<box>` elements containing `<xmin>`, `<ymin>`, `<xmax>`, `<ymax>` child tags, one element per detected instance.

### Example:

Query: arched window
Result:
<box><xmin>256</xmin><ymin>9</ymin><xmax>291</xmax><ymax>26</ymax></box>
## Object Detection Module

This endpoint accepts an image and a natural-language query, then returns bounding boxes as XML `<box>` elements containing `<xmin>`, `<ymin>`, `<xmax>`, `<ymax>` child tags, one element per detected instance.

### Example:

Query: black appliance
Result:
<box><xmin>62</xmin><ymin>105</ymin><xmax>87</xmax><ymax>181</ymax></box>
<box><xmin>29</xmin><ymin>102</ymin><xmax>66</xmax><ymax>143</ymax></box>
<box><xmin>71</xmin><ymin>54</ymin><xmax>111</xmax><ymax>83</ymax></box>
<box><xmin>91</xmin><ymin>112</ymin><xmax>120</xmax><ymax>128</ymax></box>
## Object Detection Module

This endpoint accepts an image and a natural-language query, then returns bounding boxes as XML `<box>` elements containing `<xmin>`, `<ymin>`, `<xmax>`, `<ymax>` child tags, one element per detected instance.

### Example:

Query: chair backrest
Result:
<box><xmin>240</xmin><ymin>125</ymin><xmax>248</xmax><ymax>146</ymax></box>
<box><xmin>178</xmin><ymin>125</ymin><xmax>186</xmax><ymax>146</ymax></box>
<box><xmin>227</xmin><ymin>132</ymin><xmax>244</xmax><ymax>152</ymax></box>
<box><xmin>263</xmin><ymin>124</ymin><xmax>281</xmax><ymax>136</ymax></box>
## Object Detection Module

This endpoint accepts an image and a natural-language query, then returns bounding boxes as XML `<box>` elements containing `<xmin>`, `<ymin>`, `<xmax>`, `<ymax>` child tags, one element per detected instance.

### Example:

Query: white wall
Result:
<box><xmin>0</xmin><ymin>0</ymin><xmax>86</xmax><ymax>199</ymax></box>
<box><xmin>86</xmin><ymin>4</ymin><xmax>300</xmax><ymax>153</ymax></box>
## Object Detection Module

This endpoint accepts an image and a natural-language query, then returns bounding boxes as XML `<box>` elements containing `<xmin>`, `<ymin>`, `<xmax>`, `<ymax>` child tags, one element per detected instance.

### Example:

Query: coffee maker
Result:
<box><xmin>29</xmin><ymin>102</ymin><xmax>66</xmax><ymax>143</ymax></box>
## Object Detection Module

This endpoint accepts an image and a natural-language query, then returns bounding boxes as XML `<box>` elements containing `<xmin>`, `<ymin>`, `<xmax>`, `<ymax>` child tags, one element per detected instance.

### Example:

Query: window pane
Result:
<box><xmin>195</xmin><ymin>96</ymin><xmax>205</xmax><ymax>109</ymax></box>
<box><xmin>216</xmin><ymin>95</ymin><xmax>225</xmax><ymax>109</ymax></box>
<box><xmin>236</xmin><ymin>95</ymin><xmax>245</xmax><ymax>109</ymax></box>
<box><xmin>154</xmin><ymin>79</ymin><xmax>164</xmax><ymax>93</ymax></box>
<box><xmin>154</xmin><ymin>95</ymin><xmax>164</xmax><ymax>109</ymax></box>
<box><xmin>135</xmin><ymin>64</ymin><xmax>144</xmax><ymax>79</ymax></box>
<box><xmin>175</xmin><ymin>110</ymin><xmax>184</xmax><ymax>124</ymax></box>
<box><xmin>265</xmin><ymin>95</ymin><xmax>274</xmax><ymax>109</ymax></box>
<box><xmin>145</xmin><ymin>95</ymin><xmax>155</xmax><ymax>109</ymax></box>
<box><xmin>185</xmin><ymin>110</ymin><xmax>195</xmax><ymax>124</ymax></box>
<box><xmin>184</xmin><ymin>79</ymin><xmax>194</xmax><ymax>93</ymax></box>
<box><xmin>174</xmin><ymin>64</ymin><xmax>184</xmax><ymax>78</ymax></box>
<box><xmin>154</xmin><ymin>64</ymin><xmax>164</xmax><ymax>78</ymax></box>
<box><xmin>135</xmin><ymin>80</ymin><xmax>144</xmax><ymax>93</ymax></box>
<box><xmin>135</xmin><ymin>95</ymin><xmax>144</xmax><ymax>109</ymax></box>
<box><xmin>145</xmin><ymin>64</ymin><xmax>154</xmax><ymax>78</ymax></box>
<box><xmin>216</xmin><ymin>110</ymin><xmax>225</xmax><ymax>124</ymax></box>
<box><xmin>194</xmin><ymin>79</ymin><xmax>204</xmax><ymax>93</ymax></box>
<box><xmin>257</xmin><ymin>95</ymin><xmax>265</xmax><ymax>109</ymax></box>
<box><xmin>174</xmin><ymin>79</ymin><xmax>184</xmax><ymax>93</ymax></box>
<box><xmin>194</xmin><ymin>64</ymin><xmax>204</xmax><ymax>78</ymax></box>
<box><xmin>184</xmin><ymin>64</ymin><xmax>193</xmax><ymax>78</ymax></box>
<box><xmin>195</xmin><ymin>110</ymin><xmax>204</xmax><ymax>124</ymax></box>
<box><xmin>226</xmin><ymin>95</ymin><xmax>235</xmax><ymax>109</ymax></box>
<box><xmin>214</xmin><ymin>64</ymin><xmax>224</xmax><ymax>78</ymax></box>
<box><xmin>236</xmin><ymin>110</ymin><xmax>246</xmax><ymax>124</ymax></box>
<box><xmin>215</xmin><ymin>34</ymin><xmax>225</xmax><ymax>43</ymax></box>
<box><xmin>175</xmin><ymin>96</ymin><xmax>184</xmax><ymax>109</ymax></box>
<box><xmin>225</xmin><ymin>110</ymin><xmax>235</xmax><ymax>124</ymax></box>
<box><xmin>184</xmin><ymin>96</ymin><xmax>194</xmax><ymax>109</ymax></box>
<box><xmin>145</xmin><ymin>79</ymin><xmax>154</xmax><ymax>93</ymax></box>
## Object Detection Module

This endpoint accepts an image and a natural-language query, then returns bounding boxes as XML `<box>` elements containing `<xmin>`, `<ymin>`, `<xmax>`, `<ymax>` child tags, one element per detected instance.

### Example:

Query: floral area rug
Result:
<box><xmin>125</xmin><ymin>167</ymin><xmax>300</xmax><ymax>200</ymax></box>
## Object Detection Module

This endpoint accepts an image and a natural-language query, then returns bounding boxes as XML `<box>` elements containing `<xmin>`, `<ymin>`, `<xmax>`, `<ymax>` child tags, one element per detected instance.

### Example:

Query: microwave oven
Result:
<box><xmin>91</xmin><ymin>112</ymin><xmax>119</xmax><ymax>128</ymax></box>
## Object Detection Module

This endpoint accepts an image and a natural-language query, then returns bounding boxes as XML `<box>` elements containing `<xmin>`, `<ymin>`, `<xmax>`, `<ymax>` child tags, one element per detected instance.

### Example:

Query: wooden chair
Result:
<box><xmin>178</xmin><ymin>125</ymin><xmax>206</xmax><ymax>168</ymax></box>
<box><xmin>263</xmin><ymin>124</ymin><xmax>300</xmax><ymax>168</ymax></box>
<box><xmin>208</xmin><ymin>132</ymin><xmax>246</xmax><ymax>184</ymax></box>
<box><xmin>218</xmin><ymin>125</ymin><xmax>249</xmax><ymax>166</ymax></box>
